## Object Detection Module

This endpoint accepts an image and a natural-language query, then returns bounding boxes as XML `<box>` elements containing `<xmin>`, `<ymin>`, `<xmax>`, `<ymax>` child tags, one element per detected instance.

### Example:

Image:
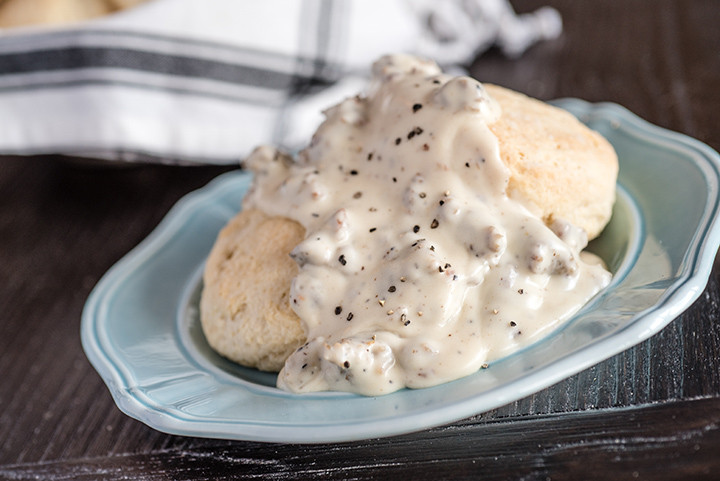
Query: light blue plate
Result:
<box><xmin>81</xmin><ymin>100</ymin><xmax>720</xmax><ymax>443</ymax></box>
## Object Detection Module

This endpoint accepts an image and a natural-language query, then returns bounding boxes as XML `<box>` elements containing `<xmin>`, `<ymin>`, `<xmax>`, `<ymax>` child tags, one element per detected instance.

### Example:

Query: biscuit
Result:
<box><xmin>0</xmin><ymin>0</ymin><xmax>147</xmax><ymax>28</ymax></box>
<box><xmin>201</xmin><ymin>84</ymin><xmax>617</xmax><ymax>374</ymax></box>
<box><xmin>200</xmin><ymin>208</ymin><xmax>306</xmax><ymax>372</ymax></box>
<box><xmin>486</xmin><ymin>84</ymin><xmax>618</xmax><ymax>240</ymax></box>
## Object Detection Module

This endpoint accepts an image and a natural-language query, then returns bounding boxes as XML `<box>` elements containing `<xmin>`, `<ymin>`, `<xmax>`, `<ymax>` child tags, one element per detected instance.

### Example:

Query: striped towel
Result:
<box><xmin>0</xmin><ymin>0</ymin><xmax>561</xmax><ymax>164</ymax></box>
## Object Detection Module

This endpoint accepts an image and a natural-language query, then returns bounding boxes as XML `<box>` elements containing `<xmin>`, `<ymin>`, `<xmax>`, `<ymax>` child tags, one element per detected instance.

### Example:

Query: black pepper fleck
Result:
<box><xmin>393</xmin><ymin>177</ymin><xmax>397</xmax><ymax>183</ymax></box>
<box><xmin>343</xmin><ymin>361</ymin><xmax>350</xmax><ymax>368</ymax></box>
<box><xmin>413</xmin><ymin>225</ymin><xmax>420</xmax><ymax>233</ymax></box>
<box><xmin>430</xmin><ymin>219</ymin><xmax>439</xmax><ymax>229</ymax></box>
<box><xmin>335</xmin><ymin>306</ymin><xmax>342</xmax><ymax>315</ymax></box>
<box><xmin>369</xmin><ymin>227</ymin><xmax>377</xmax><ymax>232</ymax></box>
<box><xmin>338</xmin><ymin>254</ymin><xmax>347</xmax><ymax>266</ymax></box>
<box><xmin>510</xmin><ymin>321</ymin><xmax>517</xmax><ymax>327</ymax></box>
<box><xmin>367</xmin><ymin>152</ymin><xmax>373</xmax><ymax>160</ymax></box>
<box><xmin>518</xmin><ymin>288</ymin><xmax>524</xmax><ymax>294</ymax></box>
<box><xmin>353</xmin><ymin>191</ymin><xmax>362</xmax><ymax>199</ymax></box>
<box><xmin>419</xmin><ymin>192</ymin><xmax>426</xmax><ymax>198</ymax></box>
<box><xmin>439</xmin><ymin>200</ymin><xmax>445</xmax><ymax>206</ymax></box>
<box><xmin>388</xmin><ymin>286</ymin><xmax>396</xmax><ymax>293</ymax></box>
<box><xmin>408</xmin><ymin>126</ymin><xmax>424</xmax><ymax>140</ymax></box>
<box><xmin>412</xmin><ymin>103</ymin><xmax>423</xmax><ymax>112</ymax></box>
<box><xmin>347</xmin><ymin>312</ymin><xmax>354</xmax><ymax>321</ymax></box>
<box><xmin>465</xmin><ymin>162</ymin><xmax>470</xmax><ymax>168</ymax></box>
<box><xmin>350</xmin><ymin>170</ymin><xmax>358</xmax><ymax>175</ymax></box>
<box><xmin>395</xmin><ymin>137</ymin><xmax>402</xmax><ymax>145</ymax></box>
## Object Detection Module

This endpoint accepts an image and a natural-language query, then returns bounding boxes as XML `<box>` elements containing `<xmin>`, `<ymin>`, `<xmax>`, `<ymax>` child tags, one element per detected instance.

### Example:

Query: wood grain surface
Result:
<box><xmin>1</xmin><ymin>0</ymin><xmax>720</xmax><ymax>479</ymax></box>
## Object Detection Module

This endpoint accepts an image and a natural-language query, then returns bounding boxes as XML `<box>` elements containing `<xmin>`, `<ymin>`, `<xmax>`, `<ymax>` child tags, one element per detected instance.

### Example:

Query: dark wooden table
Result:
<box><xmin>2</xmin><ymin>1</ymin><xmax>720</xmax><ymax>479</ymax></box>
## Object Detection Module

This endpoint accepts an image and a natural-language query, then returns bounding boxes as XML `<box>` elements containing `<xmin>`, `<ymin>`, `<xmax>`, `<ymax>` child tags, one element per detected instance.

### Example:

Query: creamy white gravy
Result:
<box><xmin>243</xmin><ymin>54</ymin><xmax>611</xmax><ymax>396</ymax></box>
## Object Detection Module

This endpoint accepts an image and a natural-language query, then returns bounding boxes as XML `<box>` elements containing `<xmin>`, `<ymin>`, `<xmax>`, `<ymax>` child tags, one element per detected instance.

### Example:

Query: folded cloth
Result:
<box><xmin>0</xmin><ymin>0</ymin><xmax>561</xmax><ymax>164</ymax></box>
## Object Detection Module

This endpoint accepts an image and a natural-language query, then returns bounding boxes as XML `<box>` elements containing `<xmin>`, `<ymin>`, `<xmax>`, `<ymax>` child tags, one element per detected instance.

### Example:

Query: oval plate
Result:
<box><xmin>82</xmin><ymin>100</ymin><xmax>720</xmax><ymax>443</ymax></box>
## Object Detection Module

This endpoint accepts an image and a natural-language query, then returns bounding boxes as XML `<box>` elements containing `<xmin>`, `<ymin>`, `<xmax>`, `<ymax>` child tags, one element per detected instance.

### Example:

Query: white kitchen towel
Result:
<box><xmin>0</xmin><ymin>0</ymin><xmax>561</xmax><ymax>164</ymax></box>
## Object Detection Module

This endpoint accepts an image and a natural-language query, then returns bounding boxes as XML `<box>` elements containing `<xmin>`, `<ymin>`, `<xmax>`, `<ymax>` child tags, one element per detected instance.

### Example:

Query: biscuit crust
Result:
<box><xmin>200</xmin><ymin>208</ymin><xmax>306</xmax><ymax>372</ymax></box>
<box><xmin>486</xmin><ymin>84</ymin><xmax>618</xmax><ymax>240</ymax></box>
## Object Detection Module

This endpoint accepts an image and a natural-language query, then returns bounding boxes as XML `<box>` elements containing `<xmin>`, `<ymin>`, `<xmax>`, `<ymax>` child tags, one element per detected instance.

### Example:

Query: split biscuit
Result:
<box><xmin>201</xmin><ymin>85</ymin><xmax>618</xmax><ymax>373</ymax></box>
